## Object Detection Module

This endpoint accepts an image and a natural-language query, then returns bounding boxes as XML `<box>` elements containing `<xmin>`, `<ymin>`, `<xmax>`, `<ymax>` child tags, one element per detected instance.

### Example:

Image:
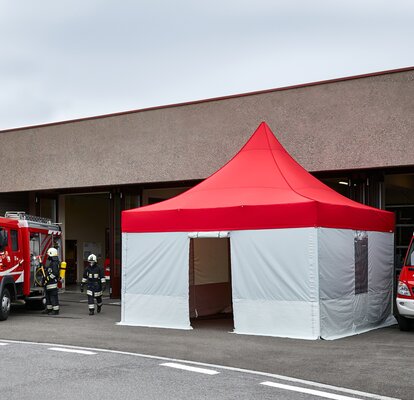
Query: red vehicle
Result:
<box><xmin>0</xmin><ymin>212</ymin><xmax>62</xmax><ymax>321</ymax></box>
<box><xmin>396</xmin><ymin>235</ymin><xmax>414</xmax><ymax>331</ymax></box>
<box><xmin>104</xmin><ymin>258</ymin><xmax>111</xmax><ymax>282</ymax></box>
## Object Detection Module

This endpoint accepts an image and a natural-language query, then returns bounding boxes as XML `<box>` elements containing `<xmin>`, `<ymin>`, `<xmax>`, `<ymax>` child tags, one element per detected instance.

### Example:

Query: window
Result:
<box><xmin>0</xmin><ymin>227</ymin><xmax>8</xmax><ymax>252</ymax></box>
<box><xmin>355</xmin><ymin>231</ymin><xmax>368</xmax><ymax>294</ymax></box>
<box><xmin>11</xmin><ymin>230</ymin><xmax>19</xmax><ymax>251</ymax></box>
<box><xmin>39</xmin><ymin>197</ymin><xmax>57</xmax><ymax>222</ymax></box>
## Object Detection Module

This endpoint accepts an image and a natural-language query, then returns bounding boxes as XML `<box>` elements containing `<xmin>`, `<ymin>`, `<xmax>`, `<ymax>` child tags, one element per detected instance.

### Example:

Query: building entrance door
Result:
<box><xmin>63</xmin><ymin>193</ymin><xmax>110</xmax><ymax>291</ymax></box>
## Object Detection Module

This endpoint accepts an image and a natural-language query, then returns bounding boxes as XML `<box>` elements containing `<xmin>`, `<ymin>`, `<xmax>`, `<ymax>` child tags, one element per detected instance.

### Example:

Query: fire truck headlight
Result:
<box><xmin>397</xmin><ymin>281</ymin><xmax>411</xmax><ymax>297</ymax></box>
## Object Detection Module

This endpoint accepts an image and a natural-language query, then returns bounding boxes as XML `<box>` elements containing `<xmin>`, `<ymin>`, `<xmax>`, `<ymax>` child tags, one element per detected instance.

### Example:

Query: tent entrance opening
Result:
<box><xmin>189</xmin><ymin>238</ymin><xmax>233</xmax><ymax>327</ymax></box>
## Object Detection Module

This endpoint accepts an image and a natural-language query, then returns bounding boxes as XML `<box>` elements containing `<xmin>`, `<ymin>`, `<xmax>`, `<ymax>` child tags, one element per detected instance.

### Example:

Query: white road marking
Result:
<box><xmin>0</xmin><ymin>339</ymin><xmax>400</xmax><ymax>400</ymax></box>
<box><xmin>0</xmin><ymin>343</ymin><xmax>9</xmax><ymax>346</ymax></box>
<box><xmin>48</xmin><ymin>347</ymin><xmax>97</xmax><ymax>355</ymax></box>
<box><xmin>261</xmin><ymin>381</ymin><xmax>363</xmax><ymax>400</ymax></box>
<box><xmin>161</xmin><ymin>362</ymin><xmax>219</xmax><ymax>375</ymax></box>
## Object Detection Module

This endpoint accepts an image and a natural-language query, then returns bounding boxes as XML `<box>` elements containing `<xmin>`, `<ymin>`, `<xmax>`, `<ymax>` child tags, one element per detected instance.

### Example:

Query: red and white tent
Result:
<box><xmin>121</xmin><ymin>122</ymin><xmax>395</xmax><ymax>339</ymax></box>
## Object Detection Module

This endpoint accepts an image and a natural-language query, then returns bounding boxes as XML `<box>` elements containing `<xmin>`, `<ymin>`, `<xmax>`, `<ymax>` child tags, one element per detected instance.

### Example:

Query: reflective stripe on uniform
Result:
<box><xmin>88</xmin><ymin>304</ymin><xmax>95</xmax><ymax>309</ymax></box>
<box><xmin>101</xmin><ymin>278</ymin><xmax>106</xmax><ymax>283</ymax></box>
<box><xmin>52</xmin><ymin>305</ymin><xmax>59</xmax><ymax>311</ymax></box>
<box><xmin>81</xmin><ymin>278</ymin><xmax>87</xmax><ymax>283</ymax></box>
<box><xmin>94</xmin><ymin>274</ymin><xmax>98</xmax><ymax>278</ymax></box>
<box><xmin>94</xmin><ymin>291</ymin><xmax>102</xmax><ymax>297</ymax></box>
<box><xmin>46</xmin><ymin>283</ymin><xmax>58</xmax><ymax>289</ymax></box>
<box><xmin>86</xmin><ymin>290</ymin><xmax>93</xmax><ymax>296</ymax></box>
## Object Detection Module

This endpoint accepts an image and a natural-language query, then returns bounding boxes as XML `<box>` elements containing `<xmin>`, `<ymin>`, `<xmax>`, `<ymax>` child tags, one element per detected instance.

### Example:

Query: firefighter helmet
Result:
<box><xmin>87</xmin><ymin>254</ymin><xmax>97</xmax><ymax>263</ymax></box>
<box><xmin>47</xmin><ymin>247</ymin><xmax>58</xmax><ymax>257</ymax></box>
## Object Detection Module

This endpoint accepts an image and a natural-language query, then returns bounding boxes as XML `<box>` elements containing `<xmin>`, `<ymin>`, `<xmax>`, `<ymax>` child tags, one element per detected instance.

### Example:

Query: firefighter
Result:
<box><xmin>41</xmin><ymin>247</ymin><xmax>60</xmax><ymax>315</ymax></box>
<box><xmin>81</xmin><ymin>254</ymin><xmax>106</xmax><ymax>315</ymax></box>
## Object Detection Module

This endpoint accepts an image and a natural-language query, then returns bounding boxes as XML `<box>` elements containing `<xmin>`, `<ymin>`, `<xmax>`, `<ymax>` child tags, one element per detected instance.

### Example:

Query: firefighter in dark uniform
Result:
<box><xmin>41</xmin><ymin>247</ymin><xmax>60</xmax><ymax>315</ymax></box>
<box><xmin>81</xmin><ymin>254</ymin><xmax>106</xmax><ymax>315</ymax></box>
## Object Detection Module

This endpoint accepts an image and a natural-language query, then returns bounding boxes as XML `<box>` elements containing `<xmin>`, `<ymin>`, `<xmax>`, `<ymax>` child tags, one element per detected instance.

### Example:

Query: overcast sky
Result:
<box><xmin>0</xmin><ymin>0</ymin><xmax>413</xmax><ymax>130</ymax></box>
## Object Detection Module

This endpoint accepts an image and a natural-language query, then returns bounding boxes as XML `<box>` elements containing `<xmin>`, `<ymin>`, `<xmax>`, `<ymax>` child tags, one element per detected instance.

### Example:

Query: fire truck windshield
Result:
<box><xmin>0</xmin><ymin>228</ymin><xmax>8</xmax><ymax>251</ymax></box>
<box><xmin>405</xmin><ymin>239</ymin><xmax>414</xmax><ymax>266</ymax></box>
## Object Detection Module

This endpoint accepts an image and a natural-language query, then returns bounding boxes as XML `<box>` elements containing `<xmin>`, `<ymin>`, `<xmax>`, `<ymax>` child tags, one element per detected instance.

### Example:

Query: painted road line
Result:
<box><xmin>48</xmin><ymin>347</ymin><xmax>97</xmax><ymax>355</ymax></box>
<box><xmin>161</xmin><ymin>362</ymin><xmax>219</xmax><ymax>375</ymax></box>
<box><xmin>261</xmin><ymin>381</ymin><xmax>363</xmax><ymax>400</ymax></box>
<box><xmin>0</xmin><ymin>343</ymin><xmax>9</xmax><ymax>346</ymax></box>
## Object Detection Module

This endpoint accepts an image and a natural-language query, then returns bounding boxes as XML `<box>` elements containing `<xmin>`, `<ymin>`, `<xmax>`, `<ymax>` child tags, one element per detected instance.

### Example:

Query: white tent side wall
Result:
<box><xmin>230</xmin><ymin>228</ymin><xmax>320</xmax><ymax>340</ymax></box>
<box><xmin>120</xmin><ymin>232</ymin><xmax>191</xmax><ymax>329</ymax></box>
<box><xmin>318</xmin><ymin>229</ymin><xmax>395</xmax><ymax>340</ymax></box>
<box><xmin>367</xmin><ymin>231</ymin><xmax>396</xmax><ymax>328</ymax></box>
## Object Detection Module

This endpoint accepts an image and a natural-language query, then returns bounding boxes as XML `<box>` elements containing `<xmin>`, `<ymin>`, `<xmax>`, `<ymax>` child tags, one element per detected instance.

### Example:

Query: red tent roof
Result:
<box><xmin>122</xmin><ymin>122</ymin><xmax>394</xmax><ymax>233</ymax></box>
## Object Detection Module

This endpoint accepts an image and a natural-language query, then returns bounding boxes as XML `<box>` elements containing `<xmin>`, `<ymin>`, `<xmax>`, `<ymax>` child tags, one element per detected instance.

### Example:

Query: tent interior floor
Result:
<box><xmin>190</xmin><ymin>313</ymin><xmax>234</xmax><ymax>331</ymax></box>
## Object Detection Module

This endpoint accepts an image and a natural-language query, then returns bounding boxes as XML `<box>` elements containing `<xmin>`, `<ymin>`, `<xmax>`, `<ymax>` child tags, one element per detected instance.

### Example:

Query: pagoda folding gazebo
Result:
<box><xmin>120</xmin><ymin>122</ymin><xmax>395</xmax><ymax>339</ymax></box>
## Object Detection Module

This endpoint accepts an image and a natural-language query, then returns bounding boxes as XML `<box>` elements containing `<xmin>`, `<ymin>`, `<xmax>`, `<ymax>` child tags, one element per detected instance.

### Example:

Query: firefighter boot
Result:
<box><xmin>51</xmin><ymin>310</ymin><xmax>59</xmax><ymax>315</ymax></box>
<box><xmin>89</xmin><ymin>309</ymin><xmax>94</xmax><ymax>316</ymax></box>
<box><xmin>97</xmin><ymin>305</ymin><xmax>102</xmax><ymax>313</ymax></box>
<box><xmin>42</xmin><ymin>308</ymin><xmax>52</xmax><ymax>315</ymax></box>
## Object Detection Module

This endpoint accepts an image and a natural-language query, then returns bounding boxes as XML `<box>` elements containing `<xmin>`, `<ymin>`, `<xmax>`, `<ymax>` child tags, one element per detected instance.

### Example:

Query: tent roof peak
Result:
<box><xmin>239</xmin><ymin>121</ymin><xmax>287</xmax><ymax>153</ymax></box>
<box><xmin>122</xmin><ymin>122</ymin><xmax>394</xmax><ymax>233</ymax></box>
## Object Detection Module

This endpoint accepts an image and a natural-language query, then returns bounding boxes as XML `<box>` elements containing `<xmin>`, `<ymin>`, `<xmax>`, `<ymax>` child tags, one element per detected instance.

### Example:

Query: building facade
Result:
<box><xmin>1</xmin><ymin>67</ymin><xmax>413</xmax><ymax>297</ymax></box>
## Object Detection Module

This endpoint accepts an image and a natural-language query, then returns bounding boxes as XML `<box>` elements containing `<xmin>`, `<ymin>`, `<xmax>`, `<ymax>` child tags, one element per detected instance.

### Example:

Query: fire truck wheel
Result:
<box><xmin>0</xmin><ymin>288</ymin><xmax>11</xmax><ymax>321</ymax></box>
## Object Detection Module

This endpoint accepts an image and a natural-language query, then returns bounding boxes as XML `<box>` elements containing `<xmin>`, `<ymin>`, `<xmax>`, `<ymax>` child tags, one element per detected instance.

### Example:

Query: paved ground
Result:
<box><xmin>1</xmin><ymin>289</ymin><xmax>412</xmax><ymax>400</ymax></box>
<box><xmin>2</xmin><ymin>341</ymin><xmax>366</xmax><ymax>400</ymax></box>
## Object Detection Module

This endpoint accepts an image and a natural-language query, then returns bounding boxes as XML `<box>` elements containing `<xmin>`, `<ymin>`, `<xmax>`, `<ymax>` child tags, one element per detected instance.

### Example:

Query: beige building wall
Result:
<box><xmin>0</xmin><ymin>68</ymin><xmax>413</xmax><ymax>193</ymax></box>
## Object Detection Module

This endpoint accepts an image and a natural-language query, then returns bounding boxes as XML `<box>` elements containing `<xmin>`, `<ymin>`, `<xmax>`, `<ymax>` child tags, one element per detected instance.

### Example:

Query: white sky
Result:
<box><xmin>0</xmin><ymin>0</ymin><xmax>413</xmax><ymax>130</ymax></box>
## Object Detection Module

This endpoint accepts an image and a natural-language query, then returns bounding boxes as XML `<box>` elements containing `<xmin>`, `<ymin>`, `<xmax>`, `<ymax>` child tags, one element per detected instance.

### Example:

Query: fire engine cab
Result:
<box><xmin>0</xmin><ymin>212</ymin><xmax>63</xmax><ymax>321</ymax></box>
<box><xmin>396</xmin><ymin>233</ymin><xmax>414</xmax><ymax>331</ymax></box>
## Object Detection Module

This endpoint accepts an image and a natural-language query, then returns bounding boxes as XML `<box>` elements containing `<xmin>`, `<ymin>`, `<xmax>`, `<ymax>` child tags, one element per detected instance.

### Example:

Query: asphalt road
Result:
<box><xmin>0</xmin><ymin>290</ymin><xmax>412</xmax><ymax>400</ymax></box>
<box><xmin>0</xmin><ymin>341</ymin><xmax>400</xmax><ymax>400</ymax></box>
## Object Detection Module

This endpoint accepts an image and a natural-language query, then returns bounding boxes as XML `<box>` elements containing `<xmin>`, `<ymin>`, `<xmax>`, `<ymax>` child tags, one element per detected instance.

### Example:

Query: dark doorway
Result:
<box><xmin>64</xmin><ymin>193</ymin><xmax>110</xmax><ymax>293</ymax></box>
<box><xmin>65</xmin><ymin>240</ymin><xmax>77</xmax><ymax>284</ymax></box>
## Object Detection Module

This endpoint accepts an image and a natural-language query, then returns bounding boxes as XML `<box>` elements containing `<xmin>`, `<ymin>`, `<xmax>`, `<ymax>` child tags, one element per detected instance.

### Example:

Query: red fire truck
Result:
<box><xmin>0</xmin><ymin>212</ymin><xmax>63</xmax><ymax>321</ymax></box>
<box><xmin>396</xmin><ymin>234</ymin><xmax>414</xmax><ymax>331</ymax></box>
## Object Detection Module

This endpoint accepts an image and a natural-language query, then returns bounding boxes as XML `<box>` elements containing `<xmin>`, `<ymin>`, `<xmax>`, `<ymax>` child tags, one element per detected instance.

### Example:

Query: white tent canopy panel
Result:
<box><xmin>318</xmin><ymin>229</ymin><xmax>395</xmax><ymax>339</ymax></box>
<box><xmin>230</xmin><ymin>228</ymin><xmax>320</xmax><ymax>339</ymax></box>
<box><xmin>120</xmin><ymin>232</ymin><xmax>191</xmax><ymax>329</ymax></box>
<box><xmin>120</xmin><ymin>228</ymin><xmax>395</xmax><ymax>339</ymax></box>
